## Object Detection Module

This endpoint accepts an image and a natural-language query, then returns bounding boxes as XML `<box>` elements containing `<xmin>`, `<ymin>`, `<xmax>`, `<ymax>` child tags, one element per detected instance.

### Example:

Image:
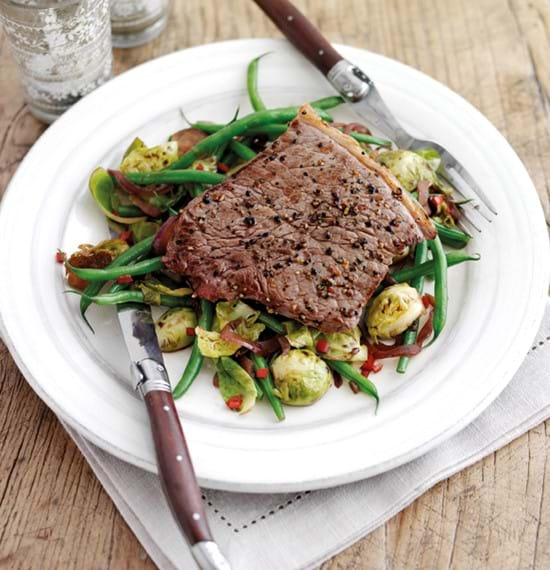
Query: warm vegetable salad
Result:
<box><xmin>60</xmin><ymin>55</ymin><xmax>479</xmax><ymax>420</ymax></box>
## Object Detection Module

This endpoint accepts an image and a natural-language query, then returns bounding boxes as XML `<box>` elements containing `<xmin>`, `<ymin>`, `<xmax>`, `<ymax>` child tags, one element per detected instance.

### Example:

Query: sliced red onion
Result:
<box><xmin>128</xmin><ymin>193</ymin><xmax>163</xmax><ymax>218</ymax></box>
<box><xmin>238</xmin><ymin>355</ymin><xmax>255</xmax><ymax>377</ymax></box>
<box><xmin>153</xmin><ymin>215</ymin><xmax>178</xmax><ymax>255</ymax></box>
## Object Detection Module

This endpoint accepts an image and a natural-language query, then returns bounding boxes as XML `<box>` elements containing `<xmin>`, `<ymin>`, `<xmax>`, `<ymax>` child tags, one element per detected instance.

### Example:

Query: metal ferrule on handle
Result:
<box><xmin>192</xmin><ymin>541</ymin><xmax>232</xmax><ymax>570</ymax></box>
<box><xmin>131</xmin><ymin>358</ymin><xmax>171</xmax><ymax>397</ymax></box>
<box><xmin>327</xmin><ymin>60</ymin><xmax>372</xmax><ymax>102</ymax></box>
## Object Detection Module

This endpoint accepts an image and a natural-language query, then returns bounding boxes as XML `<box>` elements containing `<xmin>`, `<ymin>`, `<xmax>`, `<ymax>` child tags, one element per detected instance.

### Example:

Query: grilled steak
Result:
<box><xmin>164</xmin><ymin>105</ymin><xmax>436</xmax><ymax>332</ymax></box>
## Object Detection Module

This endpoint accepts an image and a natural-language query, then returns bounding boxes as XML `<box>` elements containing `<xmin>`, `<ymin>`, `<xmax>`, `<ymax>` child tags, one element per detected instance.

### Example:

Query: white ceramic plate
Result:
<box><xmin>0</xmin><ymin>39</ymin><xmax>548</xmax><ymax>492</ymax></box>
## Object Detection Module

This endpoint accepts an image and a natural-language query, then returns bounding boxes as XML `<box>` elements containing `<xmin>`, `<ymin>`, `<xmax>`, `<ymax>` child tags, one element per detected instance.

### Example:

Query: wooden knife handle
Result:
<box><xmin>144</xmin><ymin>389</ymin><xmax>212</xmax><ymax>544</ymax></box>
<box><xmin>253</xmin><ymin>0</ymin><xmax>343</xmax><ymax>75</ymax></box>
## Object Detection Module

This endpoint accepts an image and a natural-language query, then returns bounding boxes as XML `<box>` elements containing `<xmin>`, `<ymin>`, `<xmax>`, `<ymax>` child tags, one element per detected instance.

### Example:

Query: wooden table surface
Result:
<box><xmin>1</xmin><ymin>1</ymin><xmax>550</xmax><ymax>568</ymax></box>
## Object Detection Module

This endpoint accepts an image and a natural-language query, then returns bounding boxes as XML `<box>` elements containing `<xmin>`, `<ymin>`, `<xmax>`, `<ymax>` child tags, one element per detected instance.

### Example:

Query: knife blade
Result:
<box><xmin>117</xmin><ymin>302</ymin><xmax>231</xmax><ymax>570</ymax></box>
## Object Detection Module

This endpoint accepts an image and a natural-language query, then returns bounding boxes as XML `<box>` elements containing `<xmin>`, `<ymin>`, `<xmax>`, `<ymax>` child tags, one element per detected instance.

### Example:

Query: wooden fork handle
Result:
<box><xmin>253</xmin><ymin>0</ymin><xmax>343</xmax><ymax>75</ymax></box>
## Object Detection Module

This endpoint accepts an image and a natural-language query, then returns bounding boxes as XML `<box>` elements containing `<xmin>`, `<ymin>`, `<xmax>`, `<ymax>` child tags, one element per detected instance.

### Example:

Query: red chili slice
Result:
<box><xmin>316</xmin><ymin>338</ymin><xmax>329</xmax><ymax>353</ymax></box>
<box><xmin>116</xmin><ymin>275</ymin><xmax>133</xmax><ymax>284</ymax></box>
<box><xmin>226</xmin><ymin>395</ymin><xmax>243</xmax><ymax>410</ymax></box>
<box><xmin>217</xmin><ymin>162</ymin><xmax>230</xmax><ymax>173</ymax></box>
<box><xmin>56</xmin><ymin>251</ymin><xmax>65</xmax><ymax>263</ymax></box>
<box><xmin>186</xmin><ymin>327</ymin><xmax>196</xmax><ymax>336</ymax></box>
<box><xmin>255</xmin><ymin>367</ymin><xmax>269</xmax><ymax>379</ymax></box>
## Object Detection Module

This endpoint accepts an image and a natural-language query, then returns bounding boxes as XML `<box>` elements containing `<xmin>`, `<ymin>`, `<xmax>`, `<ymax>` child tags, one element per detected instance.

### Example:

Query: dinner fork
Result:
<box><xmin>253</xmin><ymin>0</ymin><xmax>498</xmax><ymax>230</ymax></box>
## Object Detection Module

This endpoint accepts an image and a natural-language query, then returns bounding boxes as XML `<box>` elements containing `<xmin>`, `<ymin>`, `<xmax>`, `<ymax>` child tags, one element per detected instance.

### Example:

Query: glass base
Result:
<box><xmin>28</xmin><ymin>104</ymin><xmax>64</xmax><ymax>124</ymax></box>
<box><xmin>111</xmin><ymin>11</ymin><xmax>168</xmax><ymax>48</ymax></box>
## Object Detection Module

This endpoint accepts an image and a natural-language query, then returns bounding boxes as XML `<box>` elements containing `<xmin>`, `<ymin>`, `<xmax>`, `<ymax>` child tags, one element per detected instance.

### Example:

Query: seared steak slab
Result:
<box><xmin>164</xmin><ymin>105</ymin><xmax>436</xmax><ymax>332</ymax></box>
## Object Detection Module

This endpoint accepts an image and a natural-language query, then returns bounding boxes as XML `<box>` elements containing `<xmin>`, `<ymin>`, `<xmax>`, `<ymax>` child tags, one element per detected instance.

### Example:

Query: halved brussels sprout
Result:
<box><xmin>89</xmin><ymin>167</ymin><xmax>147</xmax><ymax>224</ymax></box>
<box><xmin>366</xmin><ymin>283</ymin><xmax>425</xmax><ymax>342</ymax></box>
<box><xmin>283</xmin><ymin>321</ymin><xmax>319</xmax><ymax>349</ymax></box>
<box><xmin>377</xmin><ymin>150</ymin><xmax>441</xmax><ymax>193</ymax></box>
<box><xmin>216</xmin><ymin>357</ymin><xmax>258</xmax><ymax>414</ymax></box>
<box><xmin>120</xmin><ymin>141</ymin><xmax>179</xmax><ymax>173</ymax></box>
<box><xmin>136</xmin><ymin>277</ymin><xmax>192</xmax><ymax>306</ymax></box>
<box><xmin>213</xmin><ymin>300</ymin><xmax>265</xmax><ymax>344</ymax></box>
<box><xmin>195</xmin><ymin>328</ymin><xmax>240</xmax><ymax>358</ymax></box>
<box><xmin>130</xmin><ymin>220</ymin><xmax>160</xmax><ymax>243</ymax></box>
<box><xmin>323</xmin><ymin>327</ymin><xmax>368</xmax><ymax>362</ymax></box>
<box><xmin>155</xmin><ymin>308</ymin><xmax>197</xmax><ymax>352</ymax></box>
<box><xmin>271</xmin><ymin>349</ymin><xmax>332</xmax><ymax>406</ymax></box>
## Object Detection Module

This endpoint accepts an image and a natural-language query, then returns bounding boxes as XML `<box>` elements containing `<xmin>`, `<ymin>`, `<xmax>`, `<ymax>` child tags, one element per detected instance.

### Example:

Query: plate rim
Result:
<box><xmin>1</xmin><ymin>38</ymin><xmax>548</xmax><ymax>492</ymax></box>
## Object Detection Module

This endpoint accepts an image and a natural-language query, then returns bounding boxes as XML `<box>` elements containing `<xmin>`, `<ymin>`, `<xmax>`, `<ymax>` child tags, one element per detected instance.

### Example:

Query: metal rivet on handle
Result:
<box><xmin>176</xmin><ymin>454</ymin><xmax>183</xmax><ymax>462</ymax></box>
<box><xmin>287</xmin><ymin>15</ymin><xmax>293</xmax><ymax>21</ymax></box>
<box><xmin>192</xmin><ymin>513</ymin><xmax>201</xmax><ymax>521</ymax></box>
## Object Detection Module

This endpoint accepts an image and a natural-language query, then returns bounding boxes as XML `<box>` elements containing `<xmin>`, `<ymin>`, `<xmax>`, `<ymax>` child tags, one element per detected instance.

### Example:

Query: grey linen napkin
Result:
<box><xmin>64</xmin><ymin>300</ymin><xmax>550</xmax><ymax>570</ymax></box>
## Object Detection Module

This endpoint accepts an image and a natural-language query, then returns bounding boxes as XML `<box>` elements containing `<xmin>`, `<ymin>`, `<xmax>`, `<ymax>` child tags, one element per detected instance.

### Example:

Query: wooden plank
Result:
<box><xmin>1</xmin><ymin>0</ymin><xmax>549</xmax><ymax>568</ymax></box>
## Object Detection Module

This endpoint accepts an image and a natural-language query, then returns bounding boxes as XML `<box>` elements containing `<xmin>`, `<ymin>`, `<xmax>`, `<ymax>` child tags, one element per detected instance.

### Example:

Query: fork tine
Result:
<box><xmin>440</xmin><ymin>169</ymin><xmax>493</xmax><ymax>223</ymax></box>
<box><xmin>450</xmin><ymin>159</ymin><xmax>498</xmax><ymax>216</ymax></box>
<box><xmin>458</xmin><ymin>207</ymin><xmax>483</xmax><ymax>233</ymax></box>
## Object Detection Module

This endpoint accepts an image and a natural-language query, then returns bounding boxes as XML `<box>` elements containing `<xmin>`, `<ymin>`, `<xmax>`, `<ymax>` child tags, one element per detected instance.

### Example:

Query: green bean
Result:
<box><xmin>308</xmin><ymin>95</ymin><xmax>345</xmax><ymax>110</ymax></box>
<box><xmin>326</xmin><ymin>361</ymin><xmax>379</xmax><ymax>409</ymax></box>
<box><xmin>117</xmin><ymin>204</ymin><xmax>144</xmax><ymax>217</ymax></box>
<box><xmin>389</xmin><ymin>251</ymin><xmax>479</xmax><ymax>285</ymax></box>
<box><xmin>433</xmin><ymin>221</ymin><xmax>471</xmax><ymax>249</ymax></box>
<box><xmin>192</xmin><ymin>121</ymin><xmax>391</xmax><ymax>147</ymax></box>
<box><xmin>71</xmin><ymin>290</ymin><xmax>194</xmax><ymax>308</ymax></box>
<box><xmin>125</xmin><ymin>170</ymin><xmax>225</xmax><ymax>186</ymax></box>
<box><xmin>66</xmin><ymin>256</ymin><xmax>162</xmax><ymax>281</ymax></box>
<box><xmin>229</xmin><ymin>139</ymin><xmax>257</xmax><ymax>161</ymax></box>
<box><xmin>193</xmin><ymin>122</ymin><xmax>287</xmax><ymax>138</ymax></box>
<box><xmin>251</xmin><ymin>354</ymin><xmax>285</xmax><ymax>421</ymax></box>
<box><xmin>258</xmin><ymin>312</ymin><xmax>285</xmax><ymax>335</ymax></box>
<box><xmin>80</xmin><ymin>235</ymin><xmax>155</xmax><ymax>322</ymax></box>
<box><xmin>348</xmin><ymin>131</ymin><xmax>392</xmax><ymax>147</ymax></box>
<box><xmin>254</xmin><ymin>379</ymin><xmax>265</xmax><ymax>400</ymax></box>
<box><xmin>171</xmin><ymin>106</ymin><xmax>335</xmax><ymax>170</ymax></box>
<box><xmin>427</xmin><ymin>236</ymin><xmax>448</xmax><ymax>343</ymax></box>
<box><xmin>247</xmin><ymin>53</ymin><xmax>268</xmax><ymax>111</ymax></box>
<box><xmin>173</xmin><ymin>299</ymin><xmax>214</xmax><ymax>399</ymax></box>
<box><xmin>396</xmin><ymin>241</ymin><xmax>429</xmax><ymax>374</ymax></box>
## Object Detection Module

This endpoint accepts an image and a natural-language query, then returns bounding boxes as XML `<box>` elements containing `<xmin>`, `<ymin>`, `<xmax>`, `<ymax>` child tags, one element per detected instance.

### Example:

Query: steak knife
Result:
<box><xmin>117</xmin><ymin>303</ymin><xmax>231</xmax><ymax>570</ymax></box>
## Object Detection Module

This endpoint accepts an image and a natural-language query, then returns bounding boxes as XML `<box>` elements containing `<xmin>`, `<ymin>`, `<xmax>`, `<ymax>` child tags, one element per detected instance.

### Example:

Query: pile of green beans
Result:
<box><xmin>173</xmin><ymin>299</ymin><xmax>214</xmax><ymax>399</ymax></box>
<box><xmin>192</xmin><ymin>121</ymin><xmax>392</xmax><ymax>148</ymax></box>
<box><xmin>396</xmin><ymin>241</ymin><xmax>428</xmax><ymax>374</ymax></box>
<box><xmin>251</xmin><ymin>354</ymin><xmax>285</xmax><ymax>421</ymax></box>
<box><xmin>169</xmin><ymin>105</ymin><xmax>344</xmax><ymax>171</ymax></box>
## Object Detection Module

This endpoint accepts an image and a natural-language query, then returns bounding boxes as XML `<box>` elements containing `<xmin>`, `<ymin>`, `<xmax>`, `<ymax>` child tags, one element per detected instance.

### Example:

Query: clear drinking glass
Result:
<box><xmin>110</xmin><ymin>0</ymin><xmax>170</xmax><ymax>48</ymax></box>
<box><xmin>0</xmin><ymin>0</ymin><xmax>112</xmax><ymax>123</ymax></box>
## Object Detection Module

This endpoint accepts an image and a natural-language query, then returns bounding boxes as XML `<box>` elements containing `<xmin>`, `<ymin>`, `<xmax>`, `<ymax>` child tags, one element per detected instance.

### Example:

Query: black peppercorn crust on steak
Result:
<box><xmin>164</xmin><ymin>105</ymin><xmax>436</xmax><ymax>333</ymax></box>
